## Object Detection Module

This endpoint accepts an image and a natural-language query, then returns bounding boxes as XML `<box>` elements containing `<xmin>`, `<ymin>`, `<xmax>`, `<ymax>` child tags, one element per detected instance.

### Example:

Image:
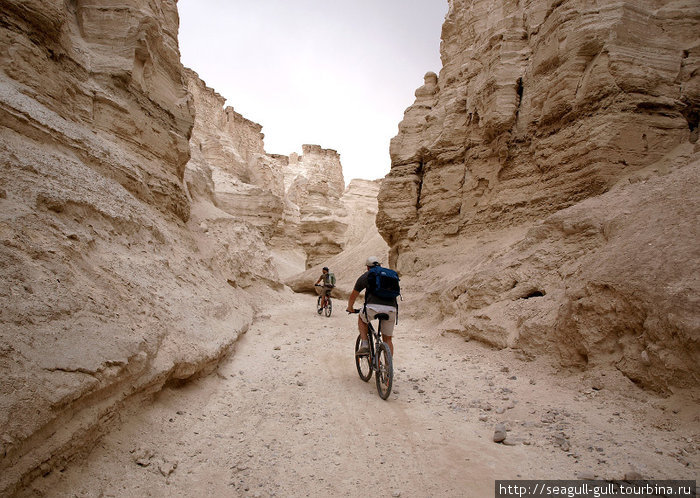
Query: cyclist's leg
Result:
<box><xmin>358</xmin><ymin>314</ymin><xmax>369</xmax><ymax>342</ymax></box>
<box><xmin>383</xmin><ymin>335</ymin><xmax>393</xmax><ymax>356</ymax></box>
<box><xmin>379</xmin><ymin>312</ymin><xmax>396</xmax><ymax>356</ymax></box>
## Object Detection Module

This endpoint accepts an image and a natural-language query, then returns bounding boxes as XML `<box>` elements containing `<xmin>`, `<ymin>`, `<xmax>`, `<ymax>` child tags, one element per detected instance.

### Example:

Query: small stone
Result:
<box><xmin>529</xmin><ymin>379</ymin><xmax>536</xmax><ymax>385</ymax></box>
<box><xmin>131</xmin><ymin>447</ymin><xmax>154</xmax><ymax>467</ymax></box>
<box><xmin>392</xmin><ymin>490</ymin><xmax>401</xmax><ymax>497</ymax></box>
<box><xmin>553</xmin><ymin>433</ymin><xmax>570</xmax><ymax>452</ymax></box>
<box><xmin>493</xmin><ymin>423</ymin><xmax>507</xmax><ymax>443</ymax></box>
<box><xmin>158</xmin><ymin>460</ymin><xmax>177</xmax><ymax>477</ymax></box>
<box><xmin>273</xmin><ymin>346</ymin><xmax>281</xmax><ymax>350</ymax></box>
<box><xmin>640</xmin><ymin>350</ymin><xmax>650</xmax><ymax>365</ymax></box>
<box><xmin>479</xmin><ymin>414</ymin><xmax>489</xmax><ymax>422</ymax></box>
<box><xmin>500</xmin><ymin>367</ymin><xmax>510</xmax><ymax>373</ymax></box>
<box><xmin>509</xmin><ymin>376</ymin><xmax>517</xmax><ymax>380</ymax></box>
<box><xmin>578</xmin><ymin>472</ymin><xmax>596</xmax><ymax>480</ymax></box>
<box><xmin>624</xmin><ymin>469</ymin><xmax>643</xmax><ymax>480</ymax></box>
<box><xmin>296</xmin><ymin>380</ymin><xmax>304</xmax><ymax>386</ymax></box>
<box><xmin>495</xmin><ymin>408</ymin><xmax>505</xmax><ymax>414</ymax></box>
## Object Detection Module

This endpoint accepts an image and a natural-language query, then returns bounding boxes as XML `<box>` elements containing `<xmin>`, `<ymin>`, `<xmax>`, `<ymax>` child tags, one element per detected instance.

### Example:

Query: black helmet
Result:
<box><xmin>322</xmin><ymin>267</ymin><xmax>329</xmax><ymax>271</ymax></box>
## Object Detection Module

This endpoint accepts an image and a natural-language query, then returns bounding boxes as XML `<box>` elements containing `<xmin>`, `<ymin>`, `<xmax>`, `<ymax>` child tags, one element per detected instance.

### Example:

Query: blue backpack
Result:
<box><xmin>366</xmin><ymin>265</ymin><xmax>401</xmax><ymax>300</ymax></box>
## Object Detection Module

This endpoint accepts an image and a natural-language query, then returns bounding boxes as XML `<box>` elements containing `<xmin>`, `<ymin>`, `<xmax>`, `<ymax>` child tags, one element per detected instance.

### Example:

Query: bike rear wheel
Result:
<box><xmin>355</xmin><ymin>335</ymin><xmax>372</xmax><ymax>382</ymax></box>
<box><xmin>375</xmin><ymin>342</ymin><xmax>393</xmax><ymax>400</ymax></box>
<box><xmin>325</xmin><ymin>297</ymin><xmax>332</xmax><ymax>317</ymax></box>
<box><xmin>317</xmin><ymin>295</ymin><xmax>323</xmax><ymax>314</ymax></box>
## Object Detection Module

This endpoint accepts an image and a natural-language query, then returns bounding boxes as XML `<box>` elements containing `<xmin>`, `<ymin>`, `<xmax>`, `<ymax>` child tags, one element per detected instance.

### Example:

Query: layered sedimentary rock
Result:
<box><xmin>182</xmin><ymin>70</ymin><xmax>348</xmax><ymax>273</ymax></box>
<box><xmin>380</xmin><ymin>0</ymin><xmax>700</xmax><ymax>259</ymax></box>
<box><xmin>378</xmin><ymin>0</ymin><xmax>700</xmax><ymax>391</ymax></box>
<box><xmin>0</xmin><ymin>2</ymin><xmax>269</xmax><ymax>494</ymax></box>
<box><xmin>286</xmin><ymin>146</ymin><xmax>348</xmax><ymax>268</ymax></box>
<box><xmin>286</xmin><ymin>179</ymin><xmax>389</xmax><ymax>297</ymax></box>
<box><xmin>184</xmin><ymin>69</ymin><xmax>285</xmax><ymax>238</ymax></box>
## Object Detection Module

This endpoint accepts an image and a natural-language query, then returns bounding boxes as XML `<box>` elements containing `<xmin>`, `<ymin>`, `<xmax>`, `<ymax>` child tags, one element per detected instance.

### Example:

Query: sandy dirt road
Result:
<box><xmin>23</xmin><ymin>291</ymin><xmax>698</xmax><ymax>497</ymax></box>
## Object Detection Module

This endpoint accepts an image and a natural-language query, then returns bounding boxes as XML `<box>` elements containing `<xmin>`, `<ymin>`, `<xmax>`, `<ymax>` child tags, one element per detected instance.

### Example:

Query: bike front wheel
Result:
<box><xmin>355</xmin><ymin>335</ymin><xmax>372</xmax><ymax>382</ymax></box>
<box><xmin>317</xmin><ymin>295</ymin><xmax>323</xmax><ymax>314</ymax></box>
<box><xmin>325</xmin><ymin>298</ymin><xmax>332</xmax><ymax>317</ymax></box>
<box><xmin>375</xmin><ymin>342</ymin><xmax>393</xmax><ymax>400</ymax></box>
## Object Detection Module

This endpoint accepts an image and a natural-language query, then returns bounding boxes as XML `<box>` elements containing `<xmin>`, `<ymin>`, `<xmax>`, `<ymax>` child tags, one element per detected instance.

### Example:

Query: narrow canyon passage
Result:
<box><xmin>23</xmin><ymin>292</ymin><xmax>698</xmax><ymax>497</ymax></box>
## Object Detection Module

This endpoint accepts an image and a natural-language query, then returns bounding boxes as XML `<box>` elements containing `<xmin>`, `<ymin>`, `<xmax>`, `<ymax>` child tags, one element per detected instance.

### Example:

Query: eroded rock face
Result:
<box><xmin>0</xmin><ymin>2</ymin><xmax>267</xmax><ymax>494</ymax></box>
<box><xmin>286</xmin><ymin>146</ymin><xmax>348</xmax><ymax>268</ymax></box>
<box><xmin>285</xmin><ymin>179</ymin><xmax>389</xmax><ymax>297</ymax></box>
<box><xmin>379</xmin><ymin>0</ymin><xmax>700</xmax><ymax>264</ymax></box>
<box><xmin>1</xmin><ymin>0</ymin><xmax>194</xmax><ymax>222</ymax></box>
<box><xmin>184</xmin><ymin>69</ymin><xmax>285</xmax><ymax>238</ymax></box>
<box><xmin>378</xmin><ymin>0</ymin><xmax>700</xmax><ymax>392</ymax></box>
<box><xmin>183</xmin><ymin>70</ymin><xmax>348</xmax><ymax>272</ymax></box>
<box><xmin>426</xmin><ymin>154</ymin><xmax>700</xmax><ymax>392</ymax></box>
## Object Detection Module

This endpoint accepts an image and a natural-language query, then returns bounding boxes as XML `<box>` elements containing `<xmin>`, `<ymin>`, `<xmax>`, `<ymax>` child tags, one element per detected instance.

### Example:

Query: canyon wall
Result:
<box><xmin>286</xmin><ymin>146</ymin><xmax>348</xmax><ymax>269</ymax></box>
<box><xmin>184</xmin><ymin>68</ymin><xmax>286</xmax><ymax>240</ymax></box>
<box><xmin>0</xmin><ymin>2</ymin><xmax>289</xmax><ymax>494</ymax></box>
<box><xmin>286</xmin><ymin>178</ymin><xmax>390</xmax><ymax>298</ymax></box>
<box><xmin>378</xmin><ymin>0</ymin><xmax>700</xmax><ymax>392</ymax></box>
<box><xmin>182</xmin><ymin>69</ymin><xmax>348</xmax><ymax>276</ymax></box>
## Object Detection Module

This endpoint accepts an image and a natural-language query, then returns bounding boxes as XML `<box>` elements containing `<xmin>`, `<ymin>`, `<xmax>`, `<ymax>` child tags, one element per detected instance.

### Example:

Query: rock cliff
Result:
<box><xmin>182</xmin><ymin>69</ymin><xmax>348</xmax><ymax>276</ymax></box>
<box><xmin>378</xmin><ymin>0</ymin><xmax>700</xmax><ymax>392</ymax></box>
<box><xmin>286</xmin><ymin>146</ymin><xmax>348</xmax><ymax>268</ymax></box>
<box><xmin>286</xmin><ymin>179</ymin><xmax>390</xmax><ymax>298</ymax></box>
<box><xmin>184</xmin><ymin>68</ymin><xmax>286</xmax><ymax>240</ymax></box>
<box><xmin>380</xmin><ymin>0</ymin><xmax>699</xmax><ymax>253</ymax></box>
<box><xmin>0</xmin><ymin>2</ymin><xmax>281</xmax><ymax>494</ymax></box>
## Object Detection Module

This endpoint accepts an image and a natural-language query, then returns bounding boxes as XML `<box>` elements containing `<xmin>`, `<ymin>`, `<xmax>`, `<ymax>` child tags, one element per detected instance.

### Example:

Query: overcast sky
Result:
<box><xmin>177</xmin><ymin>0</ymin><xmax>447</xmax><ymax>183</ymax></box>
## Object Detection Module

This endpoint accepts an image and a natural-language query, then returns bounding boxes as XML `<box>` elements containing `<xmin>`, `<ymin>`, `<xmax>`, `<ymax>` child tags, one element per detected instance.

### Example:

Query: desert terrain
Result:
<box><xmin>20</xmin><ymin>290</ymin><xmax>699</xmax><ymax>497</ymax></box>
<box><xmin>1</xmin><ymin>0</ymin><xmax>698</xmax><ymax>496</ymax></box>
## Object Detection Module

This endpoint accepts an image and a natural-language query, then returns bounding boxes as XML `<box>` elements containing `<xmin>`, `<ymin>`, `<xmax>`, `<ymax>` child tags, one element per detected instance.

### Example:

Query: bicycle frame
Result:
<box><xmin>353</xmin><ymin>307</ymin><xmax>393</xmax><ymax>399</ymax></box>
<box><xmin>365</xmin><ymin>312</ymin><xmax>382</xmax><ymax>371</ymax></box>
<box><xmin>316</xmin><ymin>285</ymin><xmax>332</xmax><ymax>317</ymax></box>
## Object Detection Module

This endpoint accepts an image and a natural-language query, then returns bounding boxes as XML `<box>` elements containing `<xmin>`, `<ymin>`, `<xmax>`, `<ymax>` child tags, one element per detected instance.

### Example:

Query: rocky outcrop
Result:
<box><xmin>286</xmin><ymin>179</ymin><xmax>389</xmax><ymax>297</ymax></box>
<box><xmin>182</xmin><ymin>69</ymin><xmax>348</xmax><ymax>274</ymax></box>
<box><xmin>1</xmin><ymin>0</ymin><xmax>194</xmax><ymax>222</ymax></box>
<box><xmin>0</xmin><ymin>2</ymin><xmax>274</xmax><ymax>494</ymax></box>
<box><xmin>429</xmin><ymin>151</ymin><xmax>699</xmax><ymax>391</ymax></box>
<box><xmin>379</xmin><ymin>0</ymin><xmax>700</xmax><ymax>263</ymax></box>
<box><xmin>378</xmin><ymin>0</ymin><xmax>700</xmax><ymax>392</ymax></box>
<box><xmin>184</xmin><ymin>69</ymin><xmax>285</xmax><ymax>239</ymax></box>
<box><xmin>286</xmin><ymin>146</ymin><xmax>348</xmax><ymax>268</ymax></box>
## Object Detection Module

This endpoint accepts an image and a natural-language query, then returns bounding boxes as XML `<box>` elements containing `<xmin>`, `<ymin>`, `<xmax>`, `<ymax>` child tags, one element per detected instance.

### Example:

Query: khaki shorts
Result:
<box><xmin>360</xmin><ymin>304</ymin><xmax>397</xmax><ymax>336</ymax></box>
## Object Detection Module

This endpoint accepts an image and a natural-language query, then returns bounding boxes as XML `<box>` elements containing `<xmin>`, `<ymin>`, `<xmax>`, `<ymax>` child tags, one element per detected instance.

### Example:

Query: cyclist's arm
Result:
<box><xmin>346</xmin><ymin>289</ymin><xmax>360</xmax><ymax>313</ymax></box>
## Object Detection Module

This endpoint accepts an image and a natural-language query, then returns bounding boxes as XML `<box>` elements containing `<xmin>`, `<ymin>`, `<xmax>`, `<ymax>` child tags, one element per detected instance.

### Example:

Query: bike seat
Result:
<box><xmin>375</xmin><ymin>313</ymin><xmax>390</xmax><ymax>321</ymax></box>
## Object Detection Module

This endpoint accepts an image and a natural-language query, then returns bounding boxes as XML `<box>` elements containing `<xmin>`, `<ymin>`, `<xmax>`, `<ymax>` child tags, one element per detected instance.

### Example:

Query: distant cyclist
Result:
<box><xmin>346</xmin><ymin>256</ymin><xmax>399</xmax><ymax>356</ymax></box>
<box><xmin>315</xmin><ymin>267</ymin><xmax>335</xmax><ymax>309</ymax></box>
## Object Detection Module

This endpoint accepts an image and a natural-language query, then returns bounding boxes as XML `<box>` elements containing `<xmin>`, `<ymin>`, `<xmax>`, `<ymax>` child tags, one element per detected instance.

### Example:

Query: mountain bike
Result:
<box><xmin>315</xmin><ymin>284</ymin><xmax>332</xmax><ymax>317</ymax></box>
<box><xmin>349</xmin><ymin>308</ymin><xmax>393</xmax><ymax>400</ymax></box>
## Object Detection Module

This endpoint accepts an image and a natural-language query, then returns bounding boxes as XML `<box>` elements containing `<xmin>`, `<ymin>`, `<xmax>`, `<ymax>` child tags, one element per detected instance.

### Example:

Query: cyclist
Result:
<box><xmin>315</xmin><ymin>266</ymin><xmax>335</xmax><ymax>309</ymax></box>
<box><xmin>346</xmin><ymin>256</ymin><xmax>398</xmax><ymax>356</ymax></box>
